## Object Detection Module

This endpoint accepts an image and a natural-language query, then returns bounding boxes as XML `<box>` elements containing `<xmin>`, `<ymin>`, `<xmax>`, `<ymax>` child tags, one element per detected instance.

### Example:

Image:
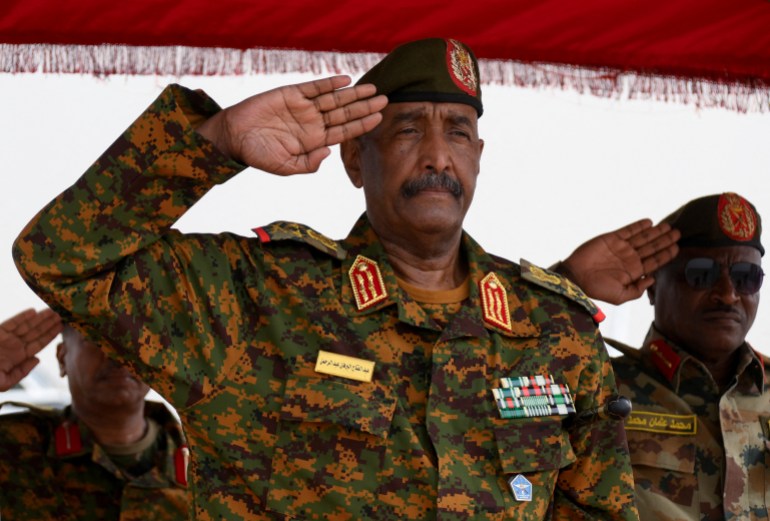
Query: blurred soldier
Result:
<box><xmin>566</xmin><ymin>192</ymin><xmax>767</xmax><ymax>520</ymax></box>
<box><xmin>0</xmin><ymin>309</ymin><xmax>189</xmax><ymax>520</ymax></box>
<box><xmin>15</xmin><ymin>38</ymin><xmax>640</xmax><ymax>519</ymax></box>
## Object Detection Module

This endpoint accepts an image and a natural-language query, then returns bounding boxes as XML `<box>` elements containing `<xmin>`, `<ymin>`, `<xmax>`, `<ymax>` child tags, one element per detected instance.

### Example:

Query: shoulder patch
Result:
<box><xmin>253</xmin><ymin>221</ymin><xmax>346</xmax><ymax>260</ymax></box>
<box><xmin>520</xmin><ymin>259</ymin><xmax>605</xmax><ymax>323</ymax></box>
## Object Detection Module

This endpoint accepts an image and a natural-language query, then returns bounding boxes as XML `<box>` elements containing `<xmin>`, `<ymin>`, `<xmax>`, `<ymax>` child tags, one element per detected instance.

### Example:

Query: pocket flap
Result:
<box><xmin>626</xmin><ymin>429</ymin><xmax>696</xmax><ymax>473</ymax></box>
<box><xmin>279</xmin><ymin>375</ymin><xmax>397</xmax><ymax>438</ymax></box>
<box><xmin>495</xmin><ymin>418</ymin><xmax>576</xmax><ymax>473</ymax></box>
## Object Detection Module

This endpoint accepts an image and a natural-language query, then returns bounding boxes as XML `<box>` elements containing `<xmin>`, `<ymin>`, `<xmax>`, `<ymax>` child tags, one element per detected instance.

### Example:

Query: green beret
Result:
<box><xmin>661</xmin><ymin>192</ymin><xmax>764</xmax><ymax>256</ymax></box>
<box><xmin>356</xmin><ymin>38</ymin><xmax>483</xmax><ymax>117</ymax></box>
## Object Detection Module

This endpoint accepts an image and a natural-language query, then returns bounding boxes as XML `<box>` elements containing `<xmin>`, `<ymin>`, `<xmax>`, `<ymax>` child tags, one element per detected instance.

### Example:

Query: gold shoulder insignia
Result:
<box><xmin>253</xmin><ymin>221</ymin><xmax>346</xmax><ymax>260</ymax></box>
<box><xmin>520</xmin><ymin>259</ymin><xmax>605</xmax><ymax>323</ymax></box>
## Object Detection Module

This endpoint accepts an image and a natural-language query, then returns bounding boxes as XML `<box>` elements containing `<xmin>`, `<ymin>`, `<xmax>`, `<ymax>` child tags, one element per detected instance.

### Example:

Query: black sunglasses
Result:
<box><xmin>684</xmin><ymin>257</ymin><xmax>764</xmax><ymax>295</ymax></box>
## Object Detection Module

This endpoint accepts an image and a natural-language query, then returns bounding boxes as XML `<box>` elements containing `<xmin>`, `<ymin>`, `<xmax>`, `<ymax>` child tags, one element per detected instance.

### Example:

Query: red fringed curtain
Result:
<box><xmin>3</xmin><ymin>0</ymin><xmax>770</xmax><ymax>112</ymax></box>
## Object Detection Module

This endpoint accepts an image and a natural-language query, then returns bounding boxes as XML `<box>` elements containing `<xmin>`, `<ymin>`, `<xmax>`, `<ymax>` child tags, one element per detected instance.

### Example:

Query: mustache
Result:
<box><xmin>401</xmin><ymin>172</ymin><xmax>463</xmax><ymax>199</ymax></box>
<box><xmin>703</xmin><ymin>304</ymin><xmax>743</xmax><ymax>318</ymax></box>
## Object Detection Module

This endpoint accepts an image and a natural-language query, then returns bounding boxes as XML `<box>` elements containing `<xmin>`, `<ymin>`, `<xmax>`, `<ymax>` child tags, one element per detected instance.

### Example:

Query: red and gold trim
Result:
<box><xmin>479</xmin><ymin>272</ymin><xmax>512</xmax><ymax>333</ymax></box>
<box><xmin>718</xmin><ymin>192</ymin><xmax>757</xmax><ymax>241</ymax></box>
<box><xmin>445</xmin><ymin>38</ymin><xmax>478</xmax><ymax>96</ymax></box>
<box><xmin>349</xmin><ymin>255</ymin><xmax>388</xmax><ymax>311</ymax></box>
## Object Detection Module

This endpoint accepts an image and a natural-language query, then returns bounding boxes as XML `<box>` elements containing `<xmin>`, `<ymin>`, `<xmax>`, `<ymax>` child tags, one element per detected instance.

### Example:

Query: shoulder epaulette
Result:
<box><xmin>519</xmin><ymin>258</ymin><xmax>605</xmax><ymax>323</ymax></box>
<box><xmin>0</xmin><ymin>401</ymin><xmax>61</xmax><ymax>418</ymax></box>
<box><xmin>604</xmin><ymin>338</ymin><xmax>641</xmax><ymax>360</ymax></box>
<box><xmin>252</xmin><ymin>221</ymin><xmax>347</xmax><ymax>260</ymax></box>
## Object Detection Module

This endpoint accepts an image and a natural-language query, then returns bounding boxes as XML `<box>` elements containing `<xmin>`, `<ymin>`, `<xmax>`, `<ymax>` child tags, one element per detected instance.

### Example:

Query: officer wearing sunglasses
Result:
<box><xmin>604</xmin><ymin>192</ymin><xmax>766</xmax><ymax>521</ymax></box>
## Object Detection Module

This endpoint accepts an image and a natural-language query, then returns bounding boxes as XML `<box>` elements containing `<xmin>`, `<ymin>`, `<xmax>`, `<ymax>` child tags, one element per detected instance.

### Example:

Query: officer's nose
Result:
<box><xmin>420</xmin><ymin>127</ymin><xmax>452</xmax><ymax>174</ymax></box>
<box><xmin>710</xmin><ymin>267</ymin><xmax>740</xmax><ymax>304</ymax></box>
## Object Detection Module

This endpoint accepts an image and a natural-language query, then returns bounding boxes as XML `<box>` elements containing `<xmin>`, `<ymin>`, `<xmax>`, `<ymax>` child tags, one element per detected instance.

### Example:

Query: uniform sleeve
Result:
<box><xmin>554</xmin><ymin>320</ymin><xmax>639</xmax><ymax>520</ymax></box>
<box><xmin>13</xmin><ymin>84</ymin><xmax>251</xmax><ymax>409</ymax></box>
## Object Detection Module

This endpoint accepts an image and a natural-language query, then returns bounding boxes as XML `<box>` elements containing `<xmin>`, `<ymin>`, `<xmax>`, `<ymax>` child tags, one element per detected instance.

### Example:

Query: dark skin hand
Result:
<box><xmin>559</xmin><ymin>219</ymin><xmax>681</xmax><ymax>305</ymax></box>
<box><xmin>0</xmin><ymin>308</ymin><xmax>62</xmax><ymax>391</ymax></box>
<box><xmin>197</xmin><ymin>75</ymin><xmax>388</xmax><ymax>175</ymax></box>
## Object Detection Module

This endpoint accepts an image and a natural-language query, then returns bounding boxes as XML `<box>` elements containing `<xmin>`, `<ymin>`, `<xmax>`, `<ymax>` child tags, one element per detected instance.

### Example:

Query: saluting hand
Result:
<box><xmin>0</xmin><ymin>308</ymin><xmax>62</xmax><ymax>392</ymax></box>
<box><xmin>197</xmin><ymin>76</ymin><xmax>387</xmax><ymax>175</ymax></box>
<box><xmin>560</xmin><ymin>219</ymin><xmax>681</xmax><ymax>305</ymax></box>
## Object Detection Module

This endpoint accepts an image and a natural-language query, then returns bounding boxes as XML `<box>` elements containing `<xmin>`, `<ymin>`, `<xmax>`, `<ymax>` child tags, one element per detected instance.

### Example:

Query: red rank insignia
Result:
<box><xmin>649</xmin><ymin>339</ymin><xmax>681</xmax><ymax>382</ymax></box>
<box><xmin>479</xmin><ymin>272</ymin><xmax>512</xmax><ymax>333</ymax></box>
<box><xmin>55</xmin><ymin>421</ymin><xmax>82</xmax><ymax>456</ymax></box>
<box><xmin>349</xmin><ymin>255</ymin><xmax>388</xmax><ymax>311</ymax></box>
<box><xmin>175</xmin><ymin>445</ymin><xmax>190</xmax><ymax>486</ymax></box>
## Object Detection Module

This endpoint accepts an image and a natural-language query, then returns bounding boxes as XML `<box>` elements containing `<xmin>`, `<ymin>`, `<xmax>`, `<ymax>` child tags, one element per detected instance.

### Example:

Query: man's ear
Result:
<box><xmin>56</xmin><ymin>342</ymin><xmax>67</xmax><ymax>378</ymax></box>
<box><xmin>340</xmin><ymin>139</ymin><xmax>364</xmax><ymax>188</ymax></box>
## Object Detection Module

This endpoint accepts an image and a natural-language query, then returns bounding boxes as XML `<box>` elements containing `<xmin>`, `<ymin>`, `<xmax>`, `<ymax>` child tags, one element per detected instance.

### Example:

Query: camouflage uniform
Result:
<box><xmin>14</xmin><ymin>85</ymin><xmax>637</xmax><ymax>520</ymax></box>
<box><xmin>610</xmin><ymin>327</ymin><xmax>770</xmax><ymax>520</ymax></box>
<box><xmin>0</xmin><ymin>400</ymin><xmax>189</xmax><ymax>520</ymax></box>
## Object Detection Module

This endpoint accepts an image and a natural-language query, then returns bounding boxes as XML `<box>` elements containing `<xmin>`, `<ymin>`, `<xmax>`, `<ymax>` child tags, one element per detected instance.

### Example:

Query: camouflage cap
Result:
<box><xmin>357</xmin><ymin>38</ymin><xmax>483</xmax><ymax>117</ymax></box>
<box><xmin>661</xmin><ymin>192</ymin><xmax>764</xmax><ymax>256</ymax></box>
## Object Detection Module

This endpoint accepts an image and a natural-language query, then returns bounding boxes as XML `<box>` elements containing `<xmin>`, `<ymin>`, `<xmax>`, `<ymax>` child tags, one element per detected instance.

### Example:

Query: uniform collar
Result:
<box><xmin>48</xmin><ymin>402</ymin><xmax>187</xmax><ymax>487</ymax></box>
<box><xmin>339</xmin><ymin>214</ymin><xmax>539</xmax><ymax>339</ymax></box>
<box><xmin>640</xmin><ymin>325</ymin><xmax>765</xmax><ymax>395</ymax></box>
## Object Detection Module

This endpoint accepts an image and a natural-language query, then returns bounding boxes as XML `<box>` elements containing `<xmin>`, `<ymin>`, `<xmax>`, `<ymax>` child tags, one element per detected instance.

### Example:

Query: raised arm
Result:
<box><xmin>197</xmin><ymin>76</ymin><xmax>386</xmax><ymax>174</ymax></box>
<box><xmin>13</xmin><ymin>78</ymin><xmax>385</xmax><ymax>406</ymax></box>
<box><xmin>555</xmin><ymin>219</ymin><xmax>680</xmax><ymax>304</ymax></box>
<box><xmin>0</xmin><ymin>308</ymin><xmax>62</xmax><ymax>391</ymax></box>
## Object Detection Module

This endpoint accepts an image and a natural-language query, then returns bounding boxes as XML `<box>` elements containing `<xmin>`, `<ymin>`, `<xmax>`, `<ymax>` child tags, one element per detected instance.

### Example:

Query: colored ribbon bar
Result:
<box><xmin>492</xmin><ymin>375</ymin><xmax>575</xmax><ymax>419</ymax></box>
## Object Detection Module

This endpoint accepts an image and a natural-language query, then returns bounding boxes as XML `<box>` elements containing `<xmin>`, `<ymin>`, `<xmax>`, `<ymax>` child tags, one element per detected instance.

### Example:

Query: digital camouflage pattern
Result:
<box><xmin>14</xmin><ymin>84</ymin><xmax>638</xmax><ymax>520</ymax></box>
<box><xmin>610</xmin><ymin>327</ymin><xmax>770</xmax><ymax>520</ymax></box>
<box><xmin>0</xmin><ymin>401</ymin><xmax>189</xmax><ymax>520</ymax></box>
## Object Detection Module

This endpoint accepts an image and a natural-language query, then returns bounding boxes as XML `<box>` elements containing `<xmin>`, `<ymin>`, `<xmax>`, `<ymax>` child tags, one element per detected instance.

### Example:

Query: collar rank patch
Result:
<box><xmin>55</xmin><ymin>421</ymin><xmax>82</xmax><ymax>456</ymax></box>
<box><xmin>492</xmin><ymin>374</ymin><xmax>575</xmax><ymax>419</ymax></box>
<box><xmin>175</xmin><ymin>446</ymin><xmax>190</xmax><ymax>486</ymax></box>
<box><xmin>509</xmin><ymin>474</ymin><xmax>533</xmax><ymax>502</ymax></box>
<box><xmin>349</xmin><ymin>255</ymin><xmax>388</xmax><ymax>311</ymax></box>
<box><xmin>479</xmin><ymin>272</ymin><xmax>512</xmax><ymax>333</ymax></box>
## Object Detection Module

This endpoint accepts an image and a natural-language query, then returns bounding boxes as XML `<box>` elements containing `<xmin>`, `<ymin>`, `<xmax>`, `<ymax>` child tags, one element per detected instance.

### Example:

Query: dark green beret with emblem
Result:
<box><xmin>356</xmin><ymin>38</ymin><xmax>483</xmax><ymax>117</ymax></box>
<box><xmin>660</xmin><ymin>192</ymin><xmax>764</xmax><ymax>256</ymax></box>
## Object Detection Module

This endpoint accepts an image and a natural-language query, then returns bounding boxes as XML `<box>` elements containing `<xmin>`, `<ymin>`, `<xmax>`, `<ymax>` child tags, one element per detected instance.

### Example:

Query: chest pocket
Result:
<box><xmin>266</xmin><ymin>374</ymin><xmax>396</xmax><ymax>518</ymax></box>
<box><xmin>625</xmin><ymin>428</ymin><xmax>698</xmax><ymax>514</ymax></box>
<box><xmin>494</xmin><ymin>417</ymin><xmax>576</xmax><ymax>519</ymax></box>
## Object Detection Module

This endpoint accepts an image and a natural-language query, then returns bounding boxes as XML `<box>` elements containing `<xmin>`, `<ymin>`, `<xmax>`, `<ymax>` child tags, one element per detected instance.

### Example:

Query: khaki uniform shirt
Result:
<box><xmin>14</xmin><ymin>84</ymin><xmax>637</xmax><ymax>520</ymax></box>
<box><xmin>610</xmin><ymin>327</ymin><xmax>770</xmax><ymax>520</ymax></box>
<box><xmin>0</xmin><ymin>401</ymin><xmax>189</xmax><ymax>520</ymax></box>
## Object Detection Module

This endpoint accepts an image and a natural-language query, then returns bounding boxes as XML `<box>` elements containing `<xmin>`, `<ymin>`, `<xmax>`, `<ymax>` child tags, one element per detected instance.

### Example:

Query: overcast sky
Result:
<box><xmin>2</xmin><ymin>71</ymin><xmax>768</xmax><ymax>396</ymax></box>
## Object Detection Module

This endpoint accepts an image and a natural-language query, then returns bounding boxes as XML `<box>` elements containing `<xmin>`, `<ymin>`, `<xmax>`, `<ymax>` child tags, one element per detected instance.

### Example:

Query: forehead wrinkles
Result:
<box><xmin>385</xmin><ymin>104</ymin><xmax>477</xmax><ymax>126</ymax></box>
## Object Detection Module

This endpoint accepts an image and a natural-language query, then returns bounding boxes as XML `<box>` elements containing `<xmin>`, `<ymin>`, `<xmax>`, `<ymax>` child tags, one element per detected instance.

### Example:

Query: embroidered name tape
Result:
<box><xmin>315</xmin><ymin>350</ymin><xmax>376</xmax><ymax>383</ymax></box>
<box><xmin>492</xmin><ymin>374</ymin><xmax>575</xmax><ymax>419</ymax></box>
<box><xmin>625</xmin><ymin>411</ymin><xmax>697</xmax><ymax>435</ymax></box>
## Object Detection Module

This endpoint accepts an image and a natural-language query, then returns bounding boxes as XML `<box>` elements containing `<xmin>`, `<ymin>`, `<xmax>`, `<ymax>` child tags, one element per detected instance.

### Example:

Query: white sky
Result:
<box><xmin>1</xmin><ymin>71</ymin><xmax>768</xmax><ymax>398</ymax></box>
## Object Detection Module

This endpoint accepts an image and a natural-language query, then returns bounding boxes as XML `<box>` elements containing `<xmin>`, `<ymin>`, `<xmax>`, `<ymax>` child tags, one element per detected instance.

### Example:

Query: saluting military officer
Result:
<box><xmin>15</xmin><ymin>38</ymin><xmax>639</xmax><ymax>519</ymax></box>
<box><xmin>0</xmin><ymin>310</ymin><xmax>189</xmax><ymax>520</ymax></box>
<box><xmin>596</xmin><ymin>193</ymin><xmax>767</xmax><ymax>521</ymax></box>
